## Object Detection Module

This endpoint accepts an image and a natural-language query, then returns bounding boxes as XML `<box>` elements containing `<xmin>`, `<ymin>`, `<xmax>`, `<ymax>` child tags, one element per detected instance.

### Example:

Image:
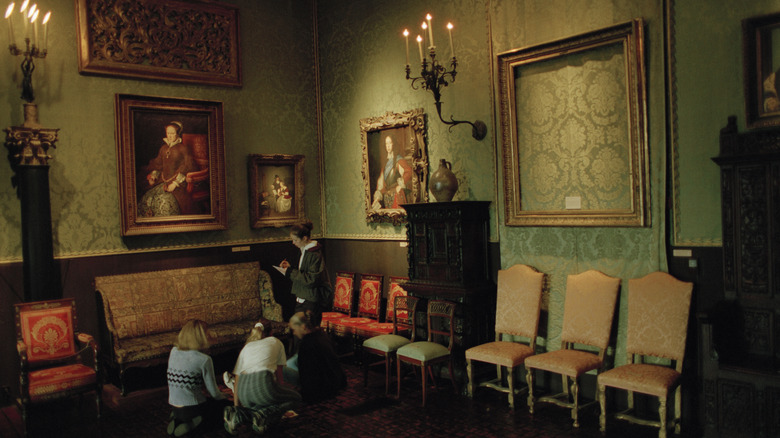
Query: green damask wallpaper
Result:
<box><xmin>0</xmin><ymin>0</ymin><xmax>319</xmax><ymax>261</ymax></box>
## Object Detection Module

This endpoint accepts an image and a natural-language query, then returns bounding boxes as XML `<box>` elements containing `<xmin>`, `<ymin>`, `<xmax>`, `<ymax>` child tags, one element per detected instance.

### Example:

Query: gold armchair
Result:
<box><xmin>597</xmin><ymin>271</ymin><xmax>693</xmax><ymax>438</ymax></box>
<box><xmin>14</xmin><ymin>298</ymin><xmax>101</xmax><ymax>437</ymax></box>
<box><xmin>465</xmin><ymin>264</ymin><xmax>544</xmax><ymax>409</ymax></box>
<box><xmin>523</xmin><ymin>269</ymin><xmax>620</xmax><ymax>427</ymax></box>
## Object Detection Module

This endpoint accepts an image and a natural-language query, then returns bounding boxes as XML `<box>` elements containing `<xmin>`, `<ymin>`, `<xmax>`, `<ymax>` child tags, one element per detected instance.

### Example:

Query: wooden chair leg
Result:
<box><xmin>507</xmin><ymin>366</ymin><xmax>515</xmax><ymax>409</ymax></box>
<box><xmin>674</xmin><ymin>386</ymin><xmax>682</xmax><ymax>435</ymax></box>
<box><xmin>526</xmin><ymin>367</ymin><xmax>535</xmax><ymax>413</ymax></box>
<box><xmin>448</xmin><ymin>359</ymin><xmax>458</xmax><ymax>394</ymax></box>
<box><xmin>598</xmin><ymin>383</ymin><xmax>607</xmax><ymax>433</ymax></box>
<box><xmin>396</xmin><ymin>357</ymin><xmax>402</xmax><ymax>399</ymax></box>
<box><xmin>571</xmin><ymin>377</ymin><xmax>580</xmax><ymax>428</ymax></box>
<box><xmin>384</xmin><ymin>354</ymin><xmax>391</xmax><ymax>395</ymax></box>
<box><xmin>466</xmin><ymin>359</ymin><xmax>474</xmax><ymax>398</ymax></box>
<box><xmin>659</xmin><ymin>396</ymin><xmax>668</xmax><ymax>438</ymax></box>
<box><xmin>421</xmin><ymin>365</ymin><xmax>428</xmax><ymax>406</ymax></box>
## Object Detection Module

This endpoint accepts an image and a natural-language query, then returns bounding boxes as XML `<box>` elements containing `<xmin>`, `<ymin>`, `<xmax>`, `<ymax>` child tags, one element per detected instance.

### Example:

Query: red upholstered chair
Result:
<box><xmin>523</xmin><ymin>269</ymin><xmax>620</xmax><ymax>428</ymax></box>
<box><xmin>14</xmin><ymin>298</ymin><xmax>101</xmax><ymax>436</ymax></box>
<box><xmin>396</xmin><ymin>299</ymin><xmax>458</xmax><ymax>406</ymax></box>
<box><xmin>598</xmin><ymin>272</ymin><xmax>694</xmax><ymax>438</ymax></box>
<box><xmin>362</xmin><ymin>294</ymin><xmax>419</xmax><ymax>395</ymax></box>
<box><xmin>321</xmin><ymin>271</ymin><xmax>356</xmax><ymax>331</ymax></box>
<box><xmin>328</xmin><ymin>274</ymin><xmax>384</xmax><ymax>339</ymax></box>
<box><xmin>465</xmin><ymin>264</ymin><xmax>544</xmax><ymax>409</ymax></box>
<box><xmin>354</xmin><ymin>276</ymin><xmax>410</xmax><ymax>340</ymax></box>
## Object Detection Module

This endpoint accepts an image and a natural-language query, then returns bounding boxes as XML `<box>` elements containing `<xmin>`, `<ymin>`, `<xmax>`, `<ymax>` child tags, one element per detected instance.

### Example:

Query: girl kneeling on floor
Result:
<box><xmin>166</xmin><ymin>319</ymin><xmax>227</xmax><ymax>436</ymax></box>
<box><xmin>223</xmin><ymin>321</ymin><xmax>302</xmax><ymax>435</ymax></box>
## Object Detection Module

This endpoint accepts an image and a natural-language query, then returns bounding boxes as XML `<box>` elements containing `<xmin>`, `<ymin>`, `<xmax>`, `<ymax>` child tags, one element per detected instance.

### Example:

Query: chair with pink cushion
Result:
<box><xmin>597</xmin><ymin>271</ymin><xmax>693</xmax><ymax>438</ymax></box>
<box><xmin>523</xmin><ymin>269</ymin><xmax>621</xmax><ymax>428</ymax></box>
<box><xmin>14</xmin><ymin>298</ymin><xmax>101</xmax><ymax>437</ymax></box>
<box><xmin>465</xmin><ymin>264</ymin><xmax>544</xmax><ymax>409</ymax></box>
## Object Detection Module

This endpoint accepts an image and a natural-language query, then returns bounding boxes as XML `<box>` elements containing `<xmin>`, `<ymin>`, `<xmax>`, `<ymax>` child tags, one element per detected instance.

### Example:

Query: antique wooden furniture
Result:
<box><xmin>401</xmin><ymin>201</ymin><xmax>495</xmax><ymax>360</ymax></box>
<box><xmin>396</xmin><ymin>299</ymin><xmax>459</xmax><ymax>406</ymax></box>
<box><xmin>14</xmin><ymin>298</ymin><xmax>101</xmax><ymax>437</ymax></box>
<box><xmin>94</xmin><ymin>261</ymin><xmax>284</xmax><ymax>395</ymax></box>
<box><xmin>698</xmin><ymin>116</ymin><xmax>780</xmax><ymax>438</ymax></box>
<box><xmin>355</xmin><ymin>276</ymin><xmax>410</xmax><ymax>340</ymax></box>
<box><xmin>465</xmin><ymin>264</ymin><xmax>544</xmax><ymax>409</ymax></box>
<box><xmin>328</xmin><ymin>274</ymin><xmax>384</xmax><ymax>338</ymax></box>
<box><xmin>597</xmin><ymin>271</ymin><xmax>694</xmax><ymax>438</ymax></box>
<box><xmin>321</xmin><ymin>271</ymin><xmax>356</xmax><ymax>331</ymax></box>
<box><xmin>362</xmin><ymin>294</ymin><xmax>420</xmax><ymax>395</ymax></box>
<box><xmin>524</xmin><ymin>270</ymin><xmax>621</xmax><ymax>427</ymax></box>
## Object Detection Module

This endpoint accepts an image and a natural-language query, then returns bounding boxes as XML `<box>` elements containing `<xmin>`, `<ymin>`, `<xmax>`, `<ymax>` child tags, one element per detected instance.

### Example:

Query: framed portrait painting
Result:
<box><xmin>114</xmin><ymin>94</ymin><xmax>227</xmax><ymax>236</ymax></box>
<box><xmin>743</xmin><ymin>12</ymin><xmax>780</xmax><ymax>128</ymax></box>
<box><xmin>498</xmin><ymin>19</ymin><xmax>649</xmax><ymax>227</ymax></box>
<box><xmin>248</xmin><ymin>154</ymin><xmax>305</xmax><ymax>228</ymax></box>
<box><xmin>360</xmin><ymin>108</ymin><xmax>428</xmax><ymax>225</ymax></box>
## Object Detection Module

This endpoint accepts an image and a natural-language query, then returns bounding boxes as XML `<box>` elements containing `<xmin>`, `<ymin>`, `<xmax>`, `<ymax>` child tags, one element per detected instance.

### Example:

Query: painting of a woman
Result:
<box><xmin>371</xmin><ymin>132</ymin><xmax>412</xmax><ymax>209</ymax></box>
<box><xmin>138</xmin><ymin>121</ymin><xmax>197</xmax><ymax>217</ymax></box>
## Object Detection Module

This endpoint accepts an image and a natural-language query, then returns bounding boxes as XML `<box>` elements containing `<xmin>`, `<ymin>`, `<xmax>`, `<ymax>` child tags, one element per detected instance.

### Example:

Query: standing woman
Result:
<box><xmin>279</xmin><ymin>222</ymin><xmax>332</xmax><ymax>328</ymax></box>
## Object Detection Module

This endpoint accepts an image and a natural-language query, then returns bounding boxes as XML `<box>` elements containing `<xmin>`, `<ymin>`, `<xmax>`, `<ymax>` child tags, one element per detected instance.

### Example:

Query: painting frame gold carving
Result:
<box><xmin>248</xmin><ymin>154</ymin><xmax>305</xmax><ymax>229</ymax></box>
<box><xmin>743</xmin><ymin>12</ymin><xmax>780</xmax><ymax>129</ymax></box>
<box><xmin>115</xmin><ymin>94</ymin><xmax>228</xmax><ymax>236</ymax></box>
<box><xmin>498</xmin><ymin>19</ymin><xmax>649</xmax><ymax>227</ymax></box>
<box><xmin>75</xmin><ymin>0</ymin><xmax>241</xmax><ymax>87</ymax></box>
<box><xmin>360</xmin><ymin>108</ymin><xmax>429</xmax><ymax>225</ymax></box>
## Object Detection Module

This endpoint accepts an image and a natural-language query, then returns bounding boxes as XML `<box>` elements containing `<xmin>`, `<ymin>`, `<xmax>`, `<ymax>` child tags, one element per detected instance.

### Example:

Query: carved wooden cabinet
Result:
<box><xmin>401</xmin><ymin>201</ymin><xmax>496</xmax><ymax>359</ymax></box>
<box><xmin>701</xmin><ymin>116</ymin><xmax>780</xmax><ymax>438</ymax></box>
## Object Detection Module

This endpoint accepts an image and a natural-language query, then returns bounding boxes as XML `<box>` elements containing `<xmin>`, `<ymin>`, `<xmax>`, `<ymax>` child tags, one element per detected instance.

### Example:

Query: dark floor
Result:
<box><xmin>1</xmin><ymin>358</ymin><xmax>683</xmax><ymax>438</ymax></box>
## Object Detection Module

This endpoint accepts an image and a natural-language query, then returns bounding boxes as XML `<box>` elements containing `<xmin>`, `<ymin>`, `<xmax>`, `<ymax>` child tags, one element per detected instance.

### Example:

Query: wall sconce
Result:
<box><xmin>403</xmin><ymin>14</ymin><xmax>487</xmax><ymax>141</ymax></box>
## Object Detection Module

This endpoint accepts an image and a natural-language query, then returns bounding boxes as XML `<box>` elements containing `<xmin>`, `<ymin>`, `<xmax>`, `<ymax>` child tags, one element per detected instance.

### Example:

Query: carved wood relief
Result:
<box><xmin>75</xmin><ymin>0</ymin><xmax>241</xmax><ymax>87</ymax></box>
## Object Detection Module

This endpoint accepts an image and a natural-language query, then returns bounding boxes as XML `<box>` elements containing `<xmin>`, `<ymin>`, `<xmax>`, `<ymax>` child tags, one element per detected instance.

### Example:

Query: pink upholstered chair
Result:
<box><xmin>465</xmin><ymin>264</ymin><xmax>544</xmax><ymax>409</ymax></box>
<box><xmin>362</xmin><ymin>294</ymin><xmax>420</xmax><ymax>394</ymax></box>
<box><xmin>328</xmin><ymin>274</ymin><xmax>383</xmax><ymax>338</ymax></box>
<box><xmin>396</xmin><ymin>299</ymin><xmax>458</xmax><ymax>406</ymax></box>
<box><xmin>597</xmin><ymin>272</ymin><xmax>693</xmax><ymax>438</ymax></box>
<box><xmin>321</xmin><ymin>271</ymin><xmax>355</xmax><ymax>331</ymax></box>
<box><xmin>14</xmin><ymin>298</ymin><xmax>101</xmax><ymax>437</ymax></box>
<box><xmin>524</xmin><ymin>269</ymin><xmax>620</xmax><ymax>427</ymax></box>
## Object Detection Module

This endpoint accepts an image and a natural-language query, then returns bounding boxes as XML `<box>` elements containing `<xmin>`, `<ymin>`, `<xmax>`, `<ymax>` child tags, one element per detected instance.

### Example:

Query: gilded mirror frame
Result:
<box><xmin>498</xmin><ymin>19</ymin><xmax>649</xmax><ymax>227</ymax></box>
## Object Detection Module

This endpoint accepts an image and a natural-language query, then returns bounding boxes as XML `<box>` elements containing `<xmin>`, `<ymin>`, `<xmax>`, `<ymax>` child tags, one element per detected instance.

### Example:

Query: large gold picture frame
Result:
<box><xmin>360</xmin><ymin>108</ymin><xmax>429</xmax><ymax>225</ymax></box>
<box><xmin>498</xmin><ymin>19</ymin><xmax>649</xmax><ymax>227</ymax></box>
<box><xmin>247</xmin><ymin>154</ymin><xmax>305</xmax><ymax>229</ymax></box>
<box><xmin>743</xmin><ymin>12</ymin><xmax>780</xmax><ymax>129</ymax></box>
<box><xmin>115</xmin><ymin>94</ymin><xmax>228</xmax><ymax>236</ymax></box>
<box><xmin>76</xmin><ymin>0</ymin><xmax>241</xmax><ymax>87</ymax></box>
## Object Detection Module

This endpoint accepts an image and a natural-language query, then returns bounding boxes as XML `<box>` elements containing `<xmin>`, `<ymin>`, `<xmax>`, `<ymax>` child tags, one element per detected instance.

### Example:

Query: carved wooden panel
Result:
<box><xmin>718</xmin><ymin>379</ymin><xmax>755</xmax><ymax>437</ymax></box>
<box><xmin>75</xmin><ymin>0</ymin><xmax>241</xmax><ymax>87</ymax></box>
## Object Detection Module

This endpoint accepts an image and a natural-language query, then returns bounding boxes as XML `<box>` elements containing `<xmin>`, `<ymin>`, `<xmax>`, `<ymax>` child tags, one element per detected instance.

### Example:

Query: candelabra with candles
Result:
<box><xmin>403</xmin><ymin>14</ymin><xmax>487</xmax><ymax>141</ymax></box>
<box><xmin>3</xmin><ymin>1</ymin><xmax>59</xmax><ymax>302</ymax></box>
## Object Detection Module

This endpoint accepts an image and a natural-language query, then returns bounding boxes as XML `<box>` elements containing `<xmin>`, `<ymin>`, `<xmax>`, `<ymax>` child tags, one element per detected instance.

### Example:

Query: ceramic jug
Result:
<box><xmin>430</xmin><ymin>159</ymin><xmax>458</xmax><ymax>202</ymax></box>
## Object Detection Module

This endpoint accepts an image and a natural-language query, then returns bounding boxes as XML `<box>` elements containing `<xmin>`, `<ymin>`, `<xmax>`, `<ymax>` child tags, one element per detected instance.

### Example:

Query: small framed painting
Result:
<box><xmin>248</xmin><ymin>154</ymin><xmax>305</xmax><ymax>228</ymax></box>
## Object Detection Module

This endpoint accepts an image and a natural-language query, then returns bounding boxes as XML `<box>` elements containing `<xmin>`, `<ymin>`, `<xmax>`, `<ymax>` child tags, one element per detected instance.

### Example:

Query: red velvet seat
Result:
<box><xmin>321</xmin><ymin>271</ymin><xmax>356</xmax><ymax>331</ymax></box>
<box><xmin>329</xmin><ymin>274</ymin><xmax>383</xmax><ymax>338</ymax></box>
<box><xmin>14</xmin><ymin>298</ymin><xmax>101</xmax><ymax>437</ymax></box>
<box><xmin>354</xmin><ymin>276</ymin><xmax>410</xmax><ymax>339</ymax></box>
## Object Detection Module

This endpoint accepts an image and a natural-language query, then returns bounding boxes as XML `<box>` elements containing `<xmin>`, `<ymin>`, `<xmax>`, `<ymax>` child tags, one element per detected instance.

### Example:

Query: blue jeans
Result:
<box><xmin>283</xmin><ymin>354</ymin><xmax>300</xmax><ymax>387</ymax></box>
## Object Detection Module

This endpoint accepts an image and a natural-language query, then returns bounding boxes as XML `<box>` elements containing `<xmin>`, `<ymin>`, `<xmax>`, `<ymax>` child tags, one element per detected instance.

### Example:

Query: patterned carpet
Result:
<box><xmin>1</xmin><ymin>358</ymin><xmax>678</xmax><ymax>438</ymax></box>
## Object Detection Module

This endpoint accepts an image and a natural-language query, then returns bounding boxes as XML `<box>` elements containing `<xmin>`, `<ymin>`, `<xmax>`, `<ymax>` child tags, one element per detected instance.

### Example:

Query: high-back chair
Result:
<box><xmin>14</xmin><ymin>298</ymin><xmax>101</xmax><ymax>437</ymax></box>
<box><xmin>523</xmin><ymin>269</ymin><xmax>620</xmax><ymax>427</ymax></box>
<box><xmin>328</xmin><ymin>273</ymin><xmax>384</xmax><ymax>338</ymax></box>
<box><xmin>597</xmin><ymin>272</ymin><xmax>694</xmax><ymax>438</ymax></box>
<box><xmin>465</xmin><ymin>264</ymin><xmax>544</xmax><ymax>409</ymax></box>
<box><xmin>362</xmin><ymin>294</ymin><xmax>420</xmax><ymax>395</ymax></box>
<box><xmin>355</xmin><ymin>276</ymin><xmax>409</xmax><ymax>340</ymax></box>
<box><xmin>396</xmin><ymin>299</ymin><xmax>458</xmax><ymax>406</ymax></box>
<box><xmin>321</xmin><ymin>271</ymin><xmax>356</xmax><ymax>331</ymax></box>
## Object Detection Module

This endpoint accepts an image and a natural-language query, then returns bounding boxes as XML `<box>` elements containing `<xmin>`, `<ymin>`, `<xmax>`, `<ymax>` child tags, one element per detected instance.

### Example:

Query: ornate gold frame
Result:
<box><xmin>247</xmin><ymin>154</ymin><xmax>306</xmax><ymax>229</ymax></box>
<box><xmin>743</xmin><ymin>12</ymin><xmax>780</xmax><ymax>129</ymax></box>
<box><xmin>75</xmin><ymin>0</ymin><xmax>241</xmax><ymax>87</ymax></box>
<box><xmin>498</xmin><ymin>19</ymin><xmax>649</xmax><ymax>227</ymax></box>
<box><xmin>360</xmin><ymin>108</ymin><xmax>429</xmax><ymax>225</ymax></box>
<box><xmin>114</xmin><ymin>94</ymin><xmax>228</xmax><ymax>236</ymax></box>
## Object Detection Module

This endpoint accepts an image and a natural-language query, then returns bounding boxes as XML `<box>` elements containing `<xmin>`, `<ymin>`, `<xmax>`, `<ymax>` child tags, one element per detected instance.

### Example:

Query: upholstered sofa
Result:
<box><xmin>95</xmin><ymin>261</ymin><xmax>285</xmax><ymax>395</ymax></box>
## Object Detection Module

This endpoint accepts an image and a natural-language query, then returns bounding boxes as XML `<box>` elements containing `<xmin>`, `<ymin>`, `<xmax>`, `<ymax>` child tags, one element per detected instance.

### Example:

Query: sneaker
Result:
<box><xmin>223</xmin><ymin>406</ymin><xmax>240</xmax><ymax>436</ymax></box>
<box><xmin>223</xmin><ymin>371</ymin><xmax>235</xmax><ymax>391</ymax></box>
<box><xmin>173</xmin><ymin>415</ymin><xmax>202</xmax><ymax>437</ymax></box>
<box><xmin>251</xmin><ymin>410</ymin><xmax>269</xmax><ymax>435</ymax></box>
<box><xmin>167</xmin><ymin>419</ymin><xmax>176</xmax><ymax>435</ymax></box>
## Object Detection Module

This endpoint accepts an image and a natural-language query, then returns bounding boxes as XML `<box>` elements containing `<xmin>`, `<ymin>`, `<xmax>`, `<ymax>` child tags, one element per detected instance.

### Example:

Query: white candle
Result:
<box><xmin>426</xmin><ymin>14</ymin><xmax>434</xmax><ymax>47</ymax></box>
<box><xmin>403</xmin><ymin>29</ymin><xmax>409</xmax><ymax>66</ymax></box>
<box><xmin>31</xmin><ymin>8</ymin><xmax>37</xmax><ymax>47</ymax></box>
<box><xmin>26</xmin><ymin>3</ymin><xmax>35</xmax><ymax>41</ymax></box>
<box><xmin>5</xmin><ymin>3</ymin><xmax>15</xmax><ymax>45</ymax></box>
<box><xmin>42</xmin><ymin>10</ymin><xmax>49</xmax><ymax>50</ymax></box>
<box><xmin>421</xmin><ymin>21</ymin><xmax>427</xmax><ymax>49</ymax></box>
<box><xmin>416</xmin><ymin>35</ymin><xmax>423</xmax><ymax>63</ymax></box>
<box><xmin>20</xmin><ymin>0</ymin><xmax>28</xmax><ymax>40</ymax></box>
<box><xmin>447</xmin><ymin>22</ymin><xmax>454</xmax><ymax>58</ymax></box>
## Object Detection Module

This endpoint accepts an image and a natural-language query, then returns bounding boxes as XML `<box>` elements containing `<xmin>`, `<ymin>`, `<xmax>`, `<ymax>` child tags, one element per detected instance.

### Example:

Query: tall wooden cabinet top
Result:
<box><xmin>402</xmin><ymin>201</ymin><xmax>491</xmax><ymax>289</ymax></box>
